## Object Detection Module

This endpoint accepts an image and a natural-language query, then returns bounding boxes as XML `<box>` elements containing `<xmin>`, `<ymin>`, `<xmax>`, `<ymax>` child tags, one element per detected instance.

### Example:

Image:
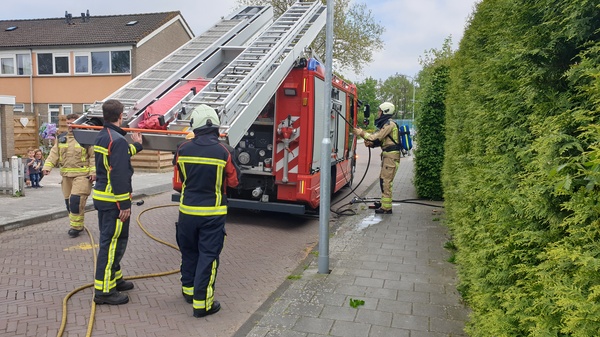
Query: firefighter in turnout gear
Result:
<box><xmin>92</xmin><ymin>99</ymin><xmax>143</xmax><ymax>305</ymax></box>
<box><xmin>174</xmin><ymin>104</ymin><xmax>240</xmax><ymax>318</ymax></box>
<box><xmin>352</xmin><ymin>102</ymin><xmax>400</xmax><ymax>214</ymax></box>
<box><xmin>43</xmin><ymin>113</ymin><xmax>96</xmax><ymax>238</ymax></box>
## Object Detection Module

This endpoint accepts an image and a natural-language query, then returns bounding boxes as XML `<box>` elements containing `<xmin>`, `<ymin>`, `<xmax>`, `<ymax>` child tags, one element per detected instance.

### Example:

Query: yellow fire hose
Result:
<box><xmin>56</xmin><ymin>204</ymin><xmax>179</xmax><ymax>337</ymax></box>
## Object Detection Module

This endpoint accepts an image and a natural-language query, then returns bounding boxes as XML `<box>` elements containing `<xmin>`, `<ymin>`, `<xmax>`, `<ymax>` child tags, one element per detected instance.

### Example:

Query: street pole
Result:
<box><xmin>318</xmin><ymin>0</ymin><xmax>334</xmax><ymax>274</ymax></box>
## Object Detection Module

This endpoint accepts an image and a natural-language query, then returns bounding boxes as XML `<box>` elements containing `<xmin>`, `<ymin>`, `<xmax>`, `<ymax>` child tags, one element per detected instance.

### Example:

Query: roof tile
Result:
<box><xmin>0</xmin><ymin>12</ymin><xmax>181</xmax><ymax>48</ymax></box>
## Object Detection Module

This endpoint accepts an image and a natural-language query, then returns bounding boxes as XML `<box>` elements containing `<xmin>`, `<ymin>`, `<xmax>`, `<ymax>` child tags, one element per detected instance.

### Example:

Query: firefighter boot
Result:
<box><xmin>68</xmin><ymin>228</ymin><xmax>83</xmax><ymax>238</ymax></box>
<box><xmin>93</xmin><ymin>292</ymin><xmax>129</xmax><ymax>305</ymax></box>
<box><xmin>116</xmin><ymin>280</ymin><xmax>134</xmax><ymax>291</ymax></box>
<box><xmin>368</xmin><ymin>201</ymin><xmax>382</xmax><ymax>209</ymax></box>
<box><xmin>375</xmin><ymin>208</ymin><xmax>393</xmax><ymax>214</ymax></box>
<box><xmin>182</xmin><ymin>292</ymin><xmax>193</xmax><ymax>304</ymax></box>
<box><xmin>193</xmin><ymin>301</ymin><xmax>221</xmax><ymax>318</ymax></box>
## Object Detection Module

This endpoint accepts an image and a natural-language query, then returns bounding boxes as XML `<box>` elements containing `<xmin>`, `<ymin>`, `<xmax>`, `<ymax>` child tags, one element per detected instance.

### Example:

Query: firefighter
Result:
<box><xmin>352</xmin><ymin>102</ymin><xmax>400</xmax><ymax>214</ymax></box>
<box><xmin>42</xmin><ymin>113</ymin><xmax>96</xmax><ymax>238</ymax></box>
<box><xmin>174</xmin><ymin>104</ymin><xmax>240</xmax><ymax>317</ymax></box>
<box><xmin>92</xmin><ymin>99</ymin><xmax>143</xmax><ymax>305</ymax></box>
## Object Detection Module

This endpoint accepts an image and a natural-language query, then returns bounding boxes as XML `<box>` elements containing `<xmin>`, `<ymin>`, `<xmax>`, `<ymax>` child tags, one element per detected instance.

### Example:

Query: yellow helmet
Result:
<box><xmin>189</xmin><ymin>104</ymin><xmax>220</xmax><ymax>130</ymax></box>
<box><xmin>378</xmin><ymin>102</ymin><xmax>395</xmax><ymax>115</ymax></box>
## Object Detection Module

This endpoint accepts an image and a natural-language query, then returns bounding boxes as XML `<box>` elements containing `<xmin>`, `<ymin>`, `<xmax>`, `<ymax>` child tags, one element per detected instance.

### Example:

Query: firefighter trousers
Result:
<box><xmin>93</xmin><ymin>203</ymin><xmax>130</xmax><ymax>295</ymax></box>
<box><xmin>62</xmin><ymin>176</ymin><xmax>92</xmax><ymax>230</ymax></box>
<box><xmin>379</xmin><ymin>153</ymin><xmax>400</xmax><ymax>211</ymax></box>
<box><xmin>177</xmin><ymin>213</ymin><xmax>226</xmax><ymax>311</ymax></box>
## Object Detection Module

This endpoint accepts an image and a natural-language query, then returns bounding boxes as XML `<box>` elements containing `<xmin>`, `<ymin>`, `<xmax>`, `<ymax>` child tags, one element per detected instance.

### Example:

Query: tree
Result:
<box><xmin>378</xmin><ymin>74</ymin><xmax>414</xmax><ymax>120</ymax></box>
<box><xmin>355</xmin><ymin>76</ymin><xmax>379</xmax><ymax>129</ymax></box>
<box><xmin>237</xmin><ymin>0</ymin><xmax>384</xmax><ymax>74</ymax></box>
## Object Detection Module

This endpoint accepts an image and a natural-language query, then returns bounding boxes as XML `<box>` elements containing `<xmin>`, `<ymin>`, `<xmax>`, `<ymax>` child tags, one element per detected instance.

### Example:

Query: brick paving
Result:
<box><xmin>0</xmin><ymin>149</ymin><xmax>470</xmax><ymax>337</ymax></box>
<box><xmin>239</xmin><ymin>156</ymin><xmax>470</xmax><ymax>337</ymax></box>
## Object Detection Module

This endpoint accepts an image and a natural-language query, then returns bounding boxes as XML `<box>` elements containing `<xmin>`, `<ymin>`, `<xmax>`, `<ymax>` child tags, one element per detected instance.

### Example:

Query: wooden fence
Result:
<box><xmin>13</xmin><ymin>115</ymin><xmax>39</xmax><ymax>157</ymax></box>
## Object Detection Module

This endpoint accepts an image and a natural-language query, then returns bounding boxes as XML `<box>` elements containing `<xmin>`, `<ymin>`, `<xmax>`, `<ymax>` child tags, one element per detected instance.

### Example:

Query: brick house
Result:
<box><xmin>0</xmin><ymin>11</ymin><xmax>193</xmax><ymax>160</ymax></box>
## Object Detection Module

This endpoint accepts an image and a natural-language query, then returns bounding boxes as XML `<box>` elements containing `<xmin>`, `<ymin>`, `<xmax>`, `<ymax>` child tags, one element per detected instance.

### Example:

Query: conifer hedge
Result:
<box><xmin>443</xmin><ymin>0</ymin><xmax>600</xmax><ymax>335</ymax></box>
<box><xmin>414</xmin><ymin>64</ymin><xmax>448</xmax><ymax>200</ymax></box>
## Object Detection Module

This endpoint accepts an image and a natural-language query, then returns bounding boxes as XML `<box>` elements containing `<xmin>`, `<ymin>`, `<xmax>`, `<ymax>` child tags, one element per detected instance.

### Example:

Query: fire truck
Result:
<box><xmin>73</xmin><ymin>1</ymin><xmax>359</xmax><ymax>214</ymax></box>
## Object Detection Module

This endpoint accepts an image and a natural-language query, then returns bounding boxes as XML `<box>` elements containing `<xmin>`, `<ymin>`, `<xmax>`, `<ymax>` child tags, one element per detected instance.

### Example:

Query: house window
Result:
<box><xmin>37</xmin><ymin>53</ymin><xmax>53</xmax><ymax>75</ymax></box>
<box><xmin>89</xmin><ymin>50</ymin><xmax>130</xmax><ymax>74</ymax></box>
<box><xmin>13</xmin><ymin>103</ymin><xmax>25</xmax><ymax>112</ymax></box>
<box><xmin>48</xmin><ymin>104</ymin><xmax>73</xmax><ymax>124</ymax></box>
<box><xmin>0</xmin><ymin>54</ymin><xmax>31</xmax><ymax>75</ymax></box>
<box><xmin>55</xmin><ymin>55</ymin><xmax>69</xmax><ymax>74</ymax></box>
<box><xmin>16</xmin><ymin>54</ymin><xmax>32</xmax><ymax>75</ymax></box>
<box><xmin>91</xmin><ymin>51</ymin><xmax>110</xmax><ymax>74</ymax></box>
<box><xmin>111</xmin><ymin>51</ymin><xmax>130</xmax><ymax>73</ymax></box>
<box><xmin>1</xmin><ymin>57</ymin><xmax>14</xmax><ymax>74</ymax></box>
<box><xmin>75</xmin><ymin>55</ymin><xmax>89</xmax><ymax>73</ymax></box>
<box><xmin>83</xmin><ymin>104</ymin><xmax>93</xmax><ymax>112</ymax></box>
<box><xmin>37</xmin><ymin>53</ymin><xmax>70</xmax><ymax>75</ymax></box>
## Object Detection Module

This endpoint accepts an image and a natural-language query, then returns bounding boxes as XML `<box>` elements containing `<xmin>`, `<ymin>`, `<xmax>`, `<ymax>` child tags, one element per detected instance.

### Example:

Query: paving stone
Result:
<box><xmin>320</xmin><ymin>305</ymin><xmax>358</xmax><ymax>322</ymax></box>
<box><xmin>355</xmin><ymin>307</ymin><xmax>393</xmax><ymax>326</ymax></box>
<box><xmin>292</xmin><ymin>317</ymin><xmax>334</xmax><ymax>335</ymax></box>
<box><xmin>330</xmin><ymin>320</ymin><xmax>371</xmax><ymax>337</ymax></box>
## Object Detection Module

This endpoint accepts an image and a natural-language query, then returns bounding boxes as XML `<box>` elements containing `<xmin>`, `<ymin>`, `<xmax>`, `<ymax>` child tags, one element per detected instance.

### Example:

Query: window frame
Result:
<box><xmin>0</xmin><ymin>53</ymin><xmax>32</xmax><ymax>76</ymax></box>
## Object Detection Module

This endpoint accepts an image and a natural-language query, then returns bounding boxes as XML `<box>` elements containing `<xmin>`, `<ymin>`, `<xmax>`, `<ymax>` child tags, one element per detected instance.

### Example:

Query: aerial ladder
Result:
<box><xmin>73</xmin><ymin>5</ymin><xmax>273</xmax><ymax>146</ymax></box>
<box><xmin>73</xmin><ymin>1</ymin><xmax>327</xmax><ymax>151</ymax></box>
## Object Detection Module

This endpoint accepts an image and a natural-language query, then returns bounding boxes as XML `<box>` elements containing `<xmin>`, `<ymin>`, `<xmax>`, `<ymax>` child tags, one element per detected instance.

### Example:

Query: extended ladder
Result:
<box><xmin>175</xmin><ymin>1</ymin><xmax>326</xmax><ymax>147</ymax></box>
<box><xmin>86</xmin><ymin>6</ymin><xmax>273</xmax><ymax>120</ymax></box>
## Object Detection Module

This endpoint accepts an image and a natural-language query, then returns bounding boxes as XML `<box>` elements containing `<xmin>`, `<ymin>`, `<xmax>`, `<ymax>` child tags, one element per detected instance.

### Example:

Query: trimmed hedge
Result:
<box><xmin>443</xmin><ymin>0</ymin><xmax>600</xmax><ymax>336</ymax></box>
<box><xmin>414</xmin><ymin>64</ymin><xmax>449</xmax><ymax>200</ymax></box>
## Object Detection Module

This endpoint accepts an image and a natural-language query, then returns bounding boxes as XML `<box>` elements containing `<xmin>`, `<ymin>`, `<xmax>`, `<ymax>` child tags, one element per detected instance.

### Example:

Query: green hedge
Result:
<box><xmin>443</xmin><ymin>0</ymin><xmax>600</xmax><ymax>336</ymax></box>
<box><xmin>414</xmin><ymin>64</ymin><xmax>449</xmax><ymax>200</ymax></box>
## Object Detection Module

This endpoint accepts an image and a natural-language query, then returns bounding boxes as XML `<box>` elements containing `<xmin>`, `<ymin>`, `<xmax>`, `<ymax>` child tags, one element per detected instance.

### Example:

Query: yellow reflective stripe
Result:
<box><xmin>58</xmin><ymin>144</ymin><xmax>68</xmax><ymax>148</ymax></box>
<box><xmin>178</xmin><ymin>156</ymin><xmax>226</xmax><ymax>167</ymax></box>
<box><xmin>179</xmin><ymin>204</ymin><xmax>227</xmax><ymax>216</ymax></box>
<box><xmin>115</xmin><ymin>270</ymin><xmax>123</xmax><ymax>281</ymax></box>
<box><xmin>60</xmin><ymin>167</ymin><xmax>91</xmax><ymax>173</ymax></box>
<box><xmin>99</xmin><ymin>218</ymin><xmax>123</xmax><ymax>293</ymax></box>
<box><xmin>93</xmin><ymin>189</ymin><xmax>130</xmax><ymax>202</ymax></box>
<box><xmin>128</xmin><ymin>144</ymin><xmax>138</xmax><ymax>156</ymax></box>
<box><xmin>45</xmin><ymin>162</ymin><xmax>55</xmax><ymax>168</ymax></box>
<box><xmin>182</xmin><ymin>286</ymin><xmax>194</xmax><ymax>296</ymax></box>
<box><xmin>94</xmin><ymin>146</ymin><xmax>109</xmax><ymax>155</ymax></box>
<box><xmin>193</xmin><ymin>259</ymin><xmax>217</xmax><ymax>310</ymax></box>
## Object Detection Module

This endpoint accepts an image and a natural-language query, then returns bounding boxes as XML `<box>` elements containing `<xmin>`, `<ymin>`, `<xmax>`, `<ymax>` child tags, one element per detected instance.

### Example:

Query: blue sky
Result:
<box><xmin>2</xmin><ymin>0</ymin><xmax>479</xmax><ymax>82</ymax></box>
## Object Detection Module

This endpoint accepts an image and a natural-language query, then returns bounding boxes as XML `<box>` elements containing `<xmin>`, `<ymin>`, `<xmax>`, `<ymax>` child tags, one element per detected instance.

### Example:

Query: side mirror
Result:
<box><xmin>363</xmin><ymin>104</ymin><xmax>370</xmax><ymax>127</ymax></box>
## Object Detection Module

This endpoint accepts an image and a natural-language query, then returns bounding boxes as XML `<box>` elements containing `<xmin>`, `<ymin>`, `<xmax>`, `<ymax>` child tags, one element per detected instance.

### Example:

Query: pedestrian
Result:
<box><xmin>174</xmin><ymin>104</ymin><xmax>240</xmax><ymax>317</ymax></box>
<box><xmin>92</xmin><ymin>99</ymin><xmax>143</xmax><ymax>305</ymax></box>
<box><xmin>352</xmin><ymin>102</ymin><xmax>400</xmax><ymax>214</ymax></box>
<box><xmin>24</xmin><ymin>148</ymin><xmax>35</xmax><ymax>188</ymax></box>
<box><xmin>28</xmin><ymin>149</ymin><xmax>44</xmax><ymax>188</ymax></box>
<box><xmin>42</xmin><ymin>113</ymin><xmax>95</xmax><ymax>238</ymax></box>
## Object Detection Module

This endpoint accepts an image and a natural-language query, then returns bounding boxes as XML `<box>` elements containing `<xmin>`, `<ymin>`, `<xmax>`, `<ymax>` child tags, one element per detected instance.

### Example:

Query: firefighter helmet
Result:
<box><xmin>189</xmin><ymin>104</ymin><xmax>220</xmax><ymax>130</ymax></box>
<box><xmin>379</xmin><ymin>102</ymin><xmax>395</xmax><ymax>115</ymax></box>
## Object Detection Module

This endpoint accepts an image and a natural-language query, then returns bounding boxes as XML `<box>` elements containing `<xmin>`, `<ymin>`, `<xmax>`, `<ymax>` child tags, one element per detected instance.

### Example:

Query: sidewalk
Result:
<box><xmin>0</xmin><ymin>153</ymin><xmax>470</xmax><ymax>336</ymax></box>
<box><xmin>0</xmin><ymin>169</ymin><xmax>173</xmax><ymax>232</ymax></box>
<box><xmin>237</xmin><ymin>156</ymin><xmax>469</xmax><ymax>337</ymax></box>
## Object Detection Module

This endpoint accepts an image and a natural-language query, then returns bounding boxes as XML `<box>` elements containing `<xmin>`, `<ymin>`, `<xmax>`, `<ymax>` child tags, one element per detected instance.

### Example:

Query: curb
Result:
<box><xmin>0</xmin><ymin>183</ymin><xmax>173</xmax><ymax>233</ymax></box>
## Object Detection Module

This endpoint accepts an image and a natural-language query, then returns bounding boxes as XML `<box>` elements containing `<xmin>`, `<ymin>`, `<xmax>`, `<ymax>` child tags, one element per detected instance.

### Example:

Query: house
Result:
<box><xmin>0</xmin><ymin>10</ymin><xmax>194</xmax><ymax>160</ymax></box>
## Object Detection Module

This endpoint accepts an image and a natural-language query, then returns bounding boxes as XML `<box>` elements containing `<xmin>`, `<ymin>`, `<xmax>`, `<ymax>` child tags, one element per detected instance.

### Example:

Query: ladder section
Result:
<box><xmin>183</xmin><ymin>1</ymin><xmax>327</xmax><ymax>147</ymax></box>
<box><xmin>87</xmin><ymin>6</ymin><xmax>273</xmax><ymax>120</ymax></box>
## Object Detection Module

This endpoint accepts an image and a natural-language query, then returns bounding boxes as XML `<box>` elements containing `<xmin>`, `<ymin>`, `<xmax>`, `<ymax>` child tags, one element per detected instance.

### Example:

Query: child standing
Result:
<box><xmin>24</xmin><ymin>148</ymin><xmax>35</xmax><ymax>187</ymax></box>
<box><xmin>28</xmin><ymin>149</ymin><xmax>44</xmax><ymax>188</ymax></box>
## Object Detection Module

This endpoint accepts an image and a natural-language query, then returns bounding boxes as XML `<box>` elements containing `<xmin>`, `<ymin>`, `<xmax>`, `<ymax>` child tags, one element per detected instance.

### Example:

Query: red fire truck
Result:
<box><xmin>73</xmin><ymin>2</ymin><xmax>358</xmax><ymax>214</ymax></box>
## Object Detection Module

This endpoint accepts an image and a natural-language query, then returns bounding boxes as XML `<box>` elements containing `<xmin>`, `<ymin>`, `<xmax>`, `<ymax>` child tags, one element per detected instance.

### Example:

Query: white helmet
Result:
<box><xmin>379</xmin><ymin>102</ymin><xmax>395</xmax><ymax>115</ymax></box>
<box><xmin>189</xmin><ymin>104</ymin><xmax>220</xmax><ymax>130</ymax></box>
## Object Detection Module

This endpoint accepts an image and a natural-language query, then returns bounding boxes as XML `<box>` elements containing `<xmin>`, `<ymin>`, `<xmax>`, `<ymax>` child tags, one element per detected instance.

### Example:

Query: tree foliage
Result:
<box><xmin>379</xmin><ymin>74</ymin><xmax>414</xmax><ymax>120</ymax></box>
<box><xmin>443</xmin><ymin>0</ymin><xmax>600</xmax><ymax>335</ymax></box>
<box><xmin>236</xmin><ymin>0</ymin><xmax>384</xmax><ymax>74</ymax></box>
<box><xmin>412</xmin><ymin>37</ymin><xmax>453</xmax><ymax>201</ymax></box>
